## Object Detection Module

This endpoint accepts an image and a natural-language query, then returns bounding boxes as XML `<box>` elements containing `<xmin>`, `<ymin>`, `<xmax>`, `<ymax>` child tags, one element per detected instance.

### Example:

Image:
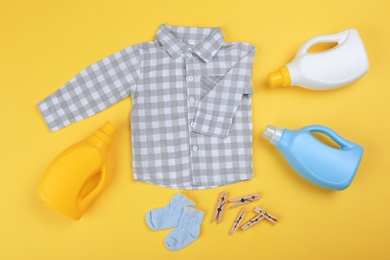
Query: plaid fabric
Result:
<box><xmin>38</xmin><ymin>24</ymin><xmax>256</xmax><ymax>189</ymax></box>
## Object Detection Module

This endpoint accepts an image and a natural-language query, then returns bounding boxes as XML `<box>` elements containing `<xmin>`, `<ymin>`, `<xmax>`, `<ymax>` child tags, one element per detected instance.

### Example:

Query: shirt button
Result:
<box><xmin>187</xmin><ymin>76</ymin><xmax>193</xmax><ymax>82</ymax></box>
<box><xmin>189</xmin><ymin>97</ymin><xmax>195</xmax><ymax>103</ymax></box>
<box><xmin>190</xmin><ymin>121</ymin><xmax>195</xmax><ymax>128</ymax></box>
<box><xmin>192</xmin><ymin>145</ymin><xmax>198</xmax><ymax>152</ymax></box>
<box><xmin>186</xmin><ymin>52</ymin><xmax>193</xmax><ymax>58</ymax></box>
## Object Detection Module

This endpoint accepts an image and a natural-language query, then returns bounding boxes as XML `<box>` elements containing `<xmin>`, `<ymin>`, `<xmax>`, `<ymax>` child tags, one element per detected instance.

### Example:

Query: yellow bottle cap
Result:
<box><xmin>101</xmin><ymin>121</ymin><xmax>117</xmax><ymax>137</ymax></box>
<box><xmin>268</xmin><ymin>66</ymin><xmax>291</xmax><ymax>88</ymax></box>
<box><xmin>94</xmin><ymin>121</ymin><xmax>117</xmax><ymax>145</ymax></box>
<box><xmin>268</xmin><ymin>71</ymin><xmax>283</xmax><ymax>87</ymax></box>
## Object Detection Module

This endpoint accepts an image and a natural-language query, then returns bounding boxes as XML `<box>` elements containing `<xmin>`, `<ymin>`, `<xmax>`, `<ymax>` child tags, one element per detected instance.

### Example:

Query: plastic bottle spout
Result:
<box><xmin>93</xmin><ymin>121</ymin><xmax>117</xmax><ymax>145</ymax></box>
<box><xmin>268</xmin><ymin>66</ymin><xmax>291</xmax><ymax>88</ymax></box>
<box><xmin>263</xmin><ymin>125</ymin><xmax>284</xmax><ymax>145</ymax></box>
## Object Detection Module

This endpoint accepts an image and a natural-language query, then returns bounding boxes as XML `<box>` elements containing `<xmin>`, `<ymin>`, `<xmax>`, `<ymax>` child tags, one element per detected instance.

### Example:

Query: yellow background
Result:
<box><xmin>1</xmin><ymin>0</ymin><xmax>390</xmax><ymax>259</ymax></box>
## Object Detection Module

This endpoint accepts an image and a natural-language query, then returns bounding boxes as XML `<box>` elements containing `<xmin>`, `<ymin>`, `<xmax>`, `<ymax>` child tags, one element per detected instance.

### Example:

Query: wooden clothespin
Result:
<box><xmin>241</xmin><ymin>207</ymin><xmax>278</xmax><ymax>231</ymax></box>
<box><xmin>230</xmin><ymin>208</ymin><xmax>247</xmax><ymax>234</ymax></box>
<box><xmin>228</xmin><ymin>193</ymin><xmax>260</xmax><ymax>208</ymax></box>
<box><xmin>211</xmin><ymin>192</ymin><xmax>228</xmax><ymax>224</ymax></box>
<box><xmin>240</xmin><ymin>213</ymin><xmax>265</xmax><ymax>230</ymax></box>
<box><xmin>254</xmin><ymin>207</ymin><xmax>278</xmax><ymax>224</ymax></box>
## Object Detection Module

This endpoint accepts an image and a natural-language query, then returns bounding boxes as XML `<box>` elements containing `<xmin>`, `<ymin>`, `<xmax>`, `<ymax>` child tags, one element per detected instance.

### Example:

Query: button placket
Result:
<box><xmin>184</xmin><ymin>48</ymin><xmax>200</xmax><ymax>186</ymax></box>
<box><xmin>184</xmin><ymin>52</ymin><xmax>197</xmax><ymax>123</ymax></box>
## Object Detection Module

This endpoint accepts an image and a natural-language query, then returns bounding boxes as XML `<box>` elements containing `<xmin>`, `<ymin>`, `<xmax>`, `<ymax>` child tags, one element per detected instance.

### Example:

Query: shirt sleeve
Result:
<box><xmin>192</xmin><ymin>44</ymin><xmax>256</xmax><ymax>138</ymax></box>
<box><xmin>37</xmin><ymin>44</ymin><xmax>141</xmax><ymax>132</ymax></box>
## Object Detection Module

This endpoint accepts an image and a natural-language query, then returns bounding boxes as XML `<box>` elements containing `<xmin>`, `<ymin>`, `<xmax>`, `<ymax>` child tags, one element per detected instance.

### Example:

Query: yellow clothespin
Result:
<box><xmin>228</xmin><ymin>193</ymin><xmax>260</xmax><ymax>208</ymax></box>
<box><xmin>230</xmin><ymin>208</ymin><xmax>247</xmax><ymax>234</ymax></box>
<box><xmin>211</xmin><ymin>192</ymin><xmax>228</xmax><ymax>224</ymax></box>
<box><xmin>254</xmin><ymin>207</ymin><xmax>278</xmax><ymax>224</ymax></box>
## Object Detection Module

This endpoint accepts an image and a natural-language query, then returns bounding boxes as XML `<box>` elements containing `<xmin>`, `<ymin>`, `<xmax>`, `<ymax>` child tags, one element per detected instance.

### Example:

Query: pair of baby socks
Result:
<box><xmin>145</xmin><ymin>193</ymin><xmax>205</xmax><ymax>251</ymax></box>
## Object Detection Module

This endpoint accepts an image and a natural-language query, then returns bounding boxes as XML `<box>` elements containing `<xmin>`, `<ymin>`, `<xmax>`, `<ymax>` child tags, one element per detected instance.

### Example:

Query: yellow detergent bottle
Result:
<box><xmin>38</xmin><ymin>121</ymin><xmax>117</xmax><ymax>220</ymax></box>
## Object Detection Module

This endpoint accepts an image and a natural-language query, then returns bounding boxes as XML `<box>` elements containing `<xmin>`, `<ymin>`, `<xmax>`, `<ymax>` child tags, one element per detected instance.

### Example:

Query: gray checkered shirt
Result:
<box><xmin>38</xmin><ymin>24</ymin><xmax>256</xmax><ymax>189</ymax></box>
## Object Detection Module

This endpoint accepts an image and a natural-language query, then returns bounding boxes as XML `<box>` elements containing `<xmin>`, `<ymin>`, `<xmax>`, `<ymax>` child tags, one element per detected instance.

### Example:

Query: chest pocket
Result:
<box><xmin>200</xmin><ymin>75</ymin><xmax>253</xmax><ymax>99</ymax></box>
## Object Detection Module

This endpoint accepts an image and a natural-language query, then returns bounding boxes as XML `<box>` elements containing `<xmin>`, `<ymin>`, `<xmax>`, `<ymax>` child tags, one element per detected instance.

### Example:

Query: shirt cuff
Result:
<box><xmin>192</xmin><ymin>110</ymin><xmax>232</xmax><ymax>138</ymax></box>
<box><xmin>37</xmin><ymin>94</ymin><xmax>72</xmax><ymax>132</ymax></box>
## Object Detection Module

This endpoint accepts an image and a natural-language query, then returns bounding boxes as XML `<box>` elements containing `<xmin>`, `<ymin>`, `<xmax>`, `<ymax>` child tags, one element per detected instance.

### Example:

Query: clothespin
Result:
<box><xmin>230</xmin><ymin>208</ymin><xmax>247</xmax><ymax>234</ymax></box>
<box><xmin>228</xmin><ymin>193</ymin><xmax>260</xmax><ymax>208</ymax></box>
<box><xmin>254</xmin><ymin>207</ymin><xmax>278</xmax><ymax>224</ymax></box>
<box><xmin>211</xmin><ymin>192</ymin><xmax>228</xmax><ymax>224</ymax></box>
<box><xmin>240</xmin><ymin>213</ymin><xmax>265</xmax><ymax>231</ymax></box>
<box><xmin>240</xmin><ymin>207</ymin><xmax>278</xmax><ymax>231</ymax></box>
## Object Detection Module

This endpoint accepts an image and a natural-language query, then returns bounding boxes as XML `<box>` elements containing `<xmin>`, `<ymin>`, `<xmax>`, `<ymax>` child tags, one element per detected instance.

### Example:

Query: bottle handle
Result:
<box><xmin>303</xmin><ymin>125</ymin><xmax>354</xmax><ymax>150</ymax></box>
<box><xmin>78</xmin><ymin>165</ymin><xmax>108</xmax><ymax>212</ymax></box>
<box><xmin>295</xmin><ymin>29</ymin><xmax>352</xmax><ymax>57</ymax></box>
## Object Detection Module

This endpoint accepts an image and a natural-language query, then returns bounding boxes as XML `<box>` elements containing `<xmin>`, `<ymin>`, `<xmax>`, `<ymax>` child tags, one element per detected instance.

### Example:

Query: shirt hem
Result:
<box><xmin>133</xmin><ymin>174</ymin><xmax>253</xmax><ymax>190</ymax></box>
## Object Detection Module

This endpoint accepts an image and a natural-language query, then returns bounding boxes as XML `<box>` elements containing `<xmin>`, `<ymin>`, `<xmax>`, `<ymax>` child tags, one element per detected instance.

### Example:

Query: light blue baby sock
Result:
<box><xmin>164</xmin><ymin>207</ymin><xmax>205</xmax><ymax>251</ymax></box>
<box><xmin>146</xmin><ymin>193</ymin><xmax>196</xmax><ymax>230</ymax></box>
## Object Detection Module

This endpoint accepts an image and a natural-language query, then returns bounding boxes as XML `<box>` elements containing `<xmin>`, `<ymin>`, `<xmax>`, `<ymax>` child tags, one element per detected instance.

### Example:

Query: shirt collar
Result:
<box><xmin>156</xmin><ymin>24</ymin><xmax>225</xmax><ymax>62</ymax></box>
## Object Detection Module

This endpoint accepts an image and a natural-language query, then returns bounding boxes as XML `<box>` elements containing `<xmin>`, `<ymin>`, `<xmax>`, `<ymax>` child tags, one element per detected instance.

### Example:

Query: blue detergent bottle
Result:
<box><xmin>263</xmin><ymin>125</ymin><xmax>364</xmax><ymax>190</ymax></box>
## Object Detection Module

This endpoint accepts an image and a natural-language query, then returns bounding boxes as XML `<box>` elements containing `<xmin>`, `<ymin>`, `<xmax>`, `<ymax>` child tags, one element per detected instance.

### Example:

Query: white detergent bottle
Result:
<box><xmin>268</xmin><ymin>28</ymin><xmax>369</xmax><ymax>90</ymax></box>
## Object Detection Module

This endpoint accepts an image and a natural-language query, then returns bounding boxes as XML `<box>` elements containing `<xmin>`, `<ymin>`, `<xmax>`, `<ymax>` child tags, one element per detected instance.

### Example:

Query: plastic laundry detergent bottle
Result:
<box><xmin>38</xmin><ymin>121</ymin><xmax>117</xmax><ymax>220</ymax></box>
<box><xmin>268</xmin><ymin>28</ymin><xmax>369</xmax><ymax>90</ymax></box>
<box><xmin>263</xmin><ymin>124</ymin><xmax>363</xmax><ymax>190</ymax></box>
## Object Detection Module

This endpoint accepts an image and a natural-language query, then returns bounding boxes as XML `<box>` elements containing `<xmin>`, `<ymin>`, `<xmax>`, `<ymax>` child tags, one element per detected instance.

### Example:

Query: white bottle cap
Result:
<box><xmin>263</xmin><ymin>125</ymin><xmax>284</xmax><ymax>145</ymax></box>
